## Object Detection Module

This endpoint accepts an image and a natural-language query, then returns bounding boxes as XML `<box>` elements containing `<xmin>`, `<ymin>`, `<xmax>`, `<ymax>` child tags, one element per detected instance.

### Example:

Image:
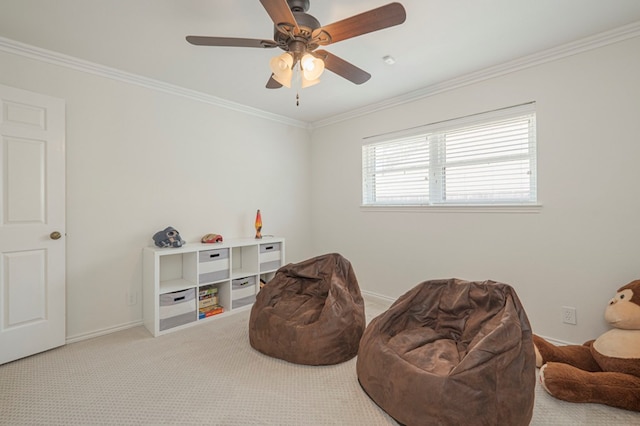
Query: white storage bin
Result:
<box><xmin>259</xmin><ymin>243</ymin><xmax>281</xmax><ymax>272</ymax></box>
<box><xmin>232</xmin><ymin>276</ymin><xmax>256</xmax><ymax>308</ymax></box>
<box><xmin>232</xmin><ymin>295</ymin><xmax>256</xmax><ymax>309</ymax></box>
<box><xmin>232</xmin><ymin>275</ymin><xmax>256</xmax><ymax>290</ymax></box>
<box><xmin>199</xmin><ymin>248</ymin><xmax>229</xmax><ymax>283</ymax></box>
<box><xmin>233</xmin><ymin>283</ymin><xmax>256</xmax><ymax>300</ymax></box>
<box><xmin>159</xmin><ymin>288</ymin><xmax>196</xmax><ymax>331</ymax></box>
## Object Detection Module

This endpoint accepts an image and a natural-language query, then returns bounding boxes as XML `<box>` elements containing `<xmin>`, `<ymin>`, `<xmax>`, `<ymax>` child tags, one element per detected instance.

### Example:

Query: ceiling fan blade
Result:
<box><xmin>266</xmin><ymin>75</ymin><xmax>283</xmax><ymax>89</ymax></box>
<box><xmin>186</xmin><ymin>36</ymin><xmax>277</xmax><ymax>48</ymax></box>
<box><xmin>313</xmin><ymin>2</ymin><xmax>406</xmax><ymax>45</ymax></box>
<box><xmin>259</xmin><ymin>0</ymin><xmax>299</xmax><ymax>34</ymax></box>
<box><xmin>314</xmin><ymin>50</ymin><xmax>371</xmax><ymax>85</ymax></box>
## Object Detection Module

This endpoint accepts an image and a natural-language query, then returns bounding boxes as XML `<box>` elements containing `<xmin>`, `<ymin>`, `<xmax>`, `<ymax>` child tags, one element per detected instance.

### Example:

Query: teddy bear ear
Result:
<box><xmin>617</xmin><ymin>280</ymin><xmax>640</xmax><ymax>305</ymax></box>
<box><xmin>617</xmin><ymin>279</ymin><xmax>640</xmax><ymax>291</ymax></box>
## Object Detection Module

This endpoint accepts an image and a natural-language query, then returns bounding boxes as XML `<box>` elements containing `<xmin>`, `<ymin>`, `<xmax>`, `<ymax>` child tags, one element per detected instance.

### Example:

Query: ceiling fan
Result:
<box><xmin>186</xmin><ymin>0</ymin><xmax>406</xmax><ymax>89</ymax></box>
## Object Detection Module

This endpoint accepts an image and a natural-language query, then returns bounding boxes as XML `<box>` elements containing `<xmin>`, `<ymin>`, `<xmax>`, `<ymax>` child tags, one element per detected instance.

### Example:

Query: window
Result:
<box><xmin>362</xmin><ymin>103</ymin><xmax>537</xmax><ymax>207</ymax></box>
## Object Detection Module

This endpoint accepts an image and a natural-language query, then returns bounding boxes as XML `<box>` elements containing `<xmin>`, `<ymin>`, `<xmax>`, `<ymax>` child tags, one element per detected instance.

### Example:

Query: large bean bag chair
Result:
<box><xmin>357</xmin><ymin>278</ymin><xmax>535</xmax><ymax>426</ymax></box>
<box><xmin>249</xmin><ymin>253</ymin><xmax>365</xmax><ymax>365</ymax></box>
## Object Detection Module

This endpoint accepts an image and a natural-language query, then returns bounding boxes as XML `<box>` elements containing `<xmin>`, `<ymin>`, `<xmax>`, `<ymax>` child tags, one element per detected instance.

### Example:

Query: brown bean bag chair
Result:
<box><xmin>357</xmin><ymin>278</ymin><xmax>535</xmax><ymax>426</ymax></box>
<box><xmin>249</xmin><ymin>253</ymin><xmax>365</xmax><ymax>365</ymax></box>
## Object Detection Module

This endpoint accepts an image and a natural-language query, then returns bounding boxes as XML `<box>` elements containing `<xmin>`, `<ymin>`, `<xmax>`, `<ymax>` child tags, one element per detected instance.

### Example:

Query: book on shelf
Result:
<box><xmin>198</xmin><ymin>305</ymin><xmax>224</xmax><ymax>319</ymax></box>
<box><xmin>199</xmin><ymin>296</ymin><xmax>217</xmax><ymax>309</ymax></box>
<box><xmin>199</xmin><ymin>293</ymin><xmax>216</xmax><ymax>301</ymax></box>
<box><xmin>199</xmin><ymin>286</ymin><xmax>218</xmax><ymax>298</ymax></box>
<box><xmin>199</xmin><ymin>286</ymin><xmax>219</xmax><ymax>309</ymax></box>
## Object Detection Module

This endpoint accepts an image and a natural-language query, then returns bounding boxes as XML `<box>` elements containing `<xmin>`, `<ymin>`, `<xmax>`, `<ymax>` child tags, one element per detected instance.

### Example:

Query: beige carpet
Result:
<box><xmin>1</xmin><ymin>298</ymin><xmax>639</xmax><ymax>425</ymax></box>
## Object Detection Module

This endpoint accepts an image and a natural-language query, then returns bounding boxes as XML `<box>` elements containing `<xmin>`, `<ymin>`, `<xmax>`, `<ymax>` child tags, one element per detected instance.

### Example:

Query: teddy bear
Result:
<box><xmin>152</xmin><ymin>226</ymin><xmax>184</xmax><ymax>248</ymax></box>
<box><xmin>533</xmin><ymin>279</ymin><xmax>640</xmax><ymax>412</ymax></box>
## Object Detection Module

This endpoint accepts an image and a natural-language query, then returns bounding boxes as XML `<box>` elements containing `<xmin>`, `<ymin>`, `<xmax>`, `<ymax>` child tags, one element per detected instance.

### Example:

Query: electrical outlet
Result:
<box><xmin>562</xmin><ymin>306</ymin><xmax>577</xmax><ymax>325</ymax></box>
<box><xmin>127</xmin><ymin>291</ymin><xmax>137</xmax><ymax>306</ymax></box>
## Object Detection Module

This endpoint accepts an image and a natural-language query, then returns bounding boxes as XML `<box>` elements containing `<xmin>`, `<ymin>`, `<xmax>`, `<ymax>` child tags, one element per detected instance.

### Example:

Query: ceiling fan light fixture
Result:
<box><xmin>186</xmin><ymin>1</ymin><xmax>408</xmax><ymax>92</ymax></box>
<box><xmin>300</xmin><ymin>53</ymin><xmax>325</xmax><ymax>81</ymax></box>
<box><xmin>272</xmin><ymin>72</ymin><xmax>292</xmax><ymax>88</ymax></box>
<box><xmin>269</xmin><ymin>52</ymin><xmax>294</xmax><ymax>88</ymax></box>
<box><xmin>301</xmin><ymin>75</ymin><xmax>320</xmax><ymax>88</ymax></box>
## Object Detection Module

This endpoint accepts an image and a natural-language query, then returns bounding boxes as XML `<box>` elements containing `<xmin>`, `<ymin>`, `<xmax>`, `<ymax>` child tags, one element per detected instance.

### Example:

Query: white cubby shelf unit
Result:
<box><xmin>143</xmin><ymin>237</ymin><xmax>285</xmax><ymax>336</ymax></box>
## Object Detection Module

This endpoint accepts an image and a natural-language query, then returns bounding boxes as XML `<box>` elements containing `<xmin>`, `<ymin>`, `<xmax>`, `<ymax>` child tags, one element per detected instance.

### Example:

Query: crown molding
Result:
<box><xmin>309</xmin><ymin>20</ymin><xmax>640</xmax><ymax>129</ymax></box>
<box><xmin>2</xmin><ymin>20</ymin><xmax>639</xmax><ymax>131</ymax></box>
<box><xmin>0</xmin><ymin>36</ymin><xmax>308</xmax><ymax>129</ymax></box>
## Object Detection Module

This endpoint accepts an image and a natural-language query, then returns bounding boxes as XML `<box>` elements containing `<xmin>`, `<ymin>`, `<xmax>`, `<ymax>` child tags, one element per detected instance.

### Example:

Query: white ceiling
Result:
<box><xmin>1</xmin><ymin>0</ymin><xmax>640</xmax><ymax>125</ymax></box>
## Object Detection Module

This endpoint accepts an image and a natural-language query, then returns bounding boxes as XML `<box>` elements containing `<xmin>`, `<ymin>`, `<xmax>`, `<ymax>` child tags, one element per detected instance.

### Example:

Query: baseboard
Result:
<box><xmin>65</xmin><ymin>292</ymin><xmax>395</xmax><ymax>344</ymax></box>
<box><xmin>534</xmin><ymin>334</ymin><xmax>575</xmax><ymax>346</ymax></box>
<box><xmin>361</xmin><ymin>290</ymin><xmax>395</xmax><ymax>306</ymax></box>
<box><xmin>66</xmin><ymin>320</ymin><xmax>143</xmax><ymax>344</ymax></box>
<box><xmin>63</xmin><ymin>305</ymin><xmax>575</xmax><ymax>347</ymax></box>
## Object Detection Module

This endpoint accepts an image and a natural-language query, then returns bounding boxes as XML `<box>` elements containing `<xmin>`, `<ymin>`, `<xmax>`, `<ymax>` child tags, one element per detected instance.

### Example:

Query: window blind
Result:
<box><xmin>362</xmin><ymin>103</ymin><xmax>537</xmax><ymax>206</ymax></box>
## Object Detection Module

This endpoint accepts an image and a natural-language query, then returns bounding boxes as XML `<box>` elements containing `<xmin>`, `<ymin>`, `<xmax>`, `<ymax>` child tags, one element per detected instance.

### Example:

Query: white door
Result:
<box><xmin>0</xmin><ymin>84</ymin><xmax>66</xmax><ymax>365</ymax></box>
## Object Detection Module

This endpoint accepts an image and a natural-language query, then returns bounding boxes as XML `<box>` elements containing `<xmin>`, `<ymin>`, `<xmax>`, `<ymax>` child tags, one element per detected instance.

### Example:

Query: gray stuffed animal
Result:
<box><xmin>152</xmin><ymin>226</ymin><xmax>184</xmax><ymax>248</ymax></box>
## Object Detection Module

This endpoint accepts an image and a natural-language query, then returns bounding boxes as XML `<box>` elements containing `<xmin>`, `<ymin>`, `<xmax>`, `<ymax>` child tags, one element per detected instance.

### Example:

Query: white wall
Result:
<box><xmin>2</xmin><ymin>34</ymin><xmax>638</xmax><ymax>345</ymax></box>
<box><xmin>309</xmin><ymin>36</ymin><xmax>640</xmax><ymax>344</ymax></box>
<box><xmin>0</xmin><ymin>50</ymin><xmax>313</xmax><ymax>341</ymax></box>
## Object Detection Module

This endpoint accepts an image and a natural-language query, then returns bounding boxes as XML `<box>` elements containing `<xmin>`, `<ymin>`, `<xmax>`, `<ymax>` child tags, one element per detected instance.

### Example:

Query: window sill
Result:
<box><xmin>360</xmin><ymin>204</ymin><xmax>543</xmax><ymax>214</ymax></box>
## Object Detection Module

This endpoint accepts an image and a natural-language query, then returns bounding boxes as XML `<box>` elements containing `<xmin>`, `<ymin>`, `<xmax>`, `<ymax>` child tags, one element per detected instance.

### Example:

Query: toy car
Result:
<box><xmin>201</xmin><ymin>233</ymin><xmax>223</xmax><ymax>243</ymax></box>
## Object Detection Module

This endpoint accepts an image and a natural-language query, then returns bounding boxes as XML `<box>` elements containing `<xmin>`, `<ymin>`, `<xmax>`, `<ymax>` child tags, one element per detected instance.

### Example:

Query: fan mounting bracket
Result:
<box><xmin>273</xmin><ymin>9</ymin><xmax>321</xmax><ymax>52</ymax></box>
<box><xmin>287</xmin><ymin>0</ymin><xmax>310</xmax><ymax>13</ymax></box>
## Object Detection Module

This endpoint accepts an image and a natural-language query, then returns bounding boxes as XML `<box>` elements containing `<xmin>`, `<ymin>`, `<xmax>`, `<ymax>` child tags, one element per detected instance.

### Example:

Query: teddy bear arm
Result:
<box><xmin>541</xmin><ymin>362</ymin><xmax>640</xmax><ymax>412</ymax></box>
<box><xmin>533</xmin><ymin>335</ymin><xmax>601</xmax><ymax>371</ymax></box>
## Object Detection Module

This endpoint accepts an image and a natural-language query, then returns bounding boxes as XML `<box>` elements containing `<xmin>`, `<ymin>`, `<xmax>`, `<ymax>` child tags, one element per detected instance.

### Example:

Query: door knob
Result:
<box><xmin>50</xmin><ymin>231</ymin><xmax>62</xmax><ymax>240</ymax></box>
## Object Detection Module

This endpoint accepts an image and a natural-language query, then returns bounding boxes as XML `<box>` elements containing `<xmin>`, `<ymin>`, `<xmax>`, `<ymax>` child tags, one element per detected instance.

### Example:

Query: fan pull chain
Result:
<box><xmin>296</xmin><ymin>91</ymin><xmax>299</xmax><ymax>107</ymax></box>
